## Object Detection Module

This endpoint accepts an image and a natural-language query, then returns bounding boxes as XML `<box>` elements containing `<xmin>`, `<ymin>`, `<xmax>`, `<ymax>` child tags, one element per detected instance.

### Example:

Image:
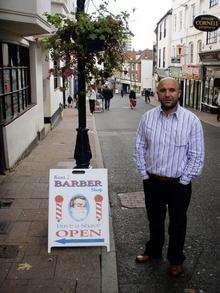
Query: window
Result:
<box><xmin>190</xmin><ymin>4</ymin><xmax>196</xmax><ymax>26</ymax></box>
<box><xmin>163</xmin><ymin>47</ymin><xmax>166</xmax><ymax>68</ymax></box>
<box><xmin>172</xmin><ymin>46</ymin><xmax>176</xmax><ymax>58</ymax></box>
<box><xmin>179</xmin><ymin>11</ymin><xmax>183</xmax><ymax>31</ymax></box>
<box><xmin>174</xmin><ymin>14</ymin><xmax>177</xmax><ymax>32</ymax></box>
<box><xmin>159</xmin><ymin>49</ymin><xmax>161</xmax><ymax>67</ymax></box>
<box><xmin>159</xmin><ymin>24</ymin><xmax>162</xmax><ymax>40</ymax></box>
<box><xmin>207</xmin><ymin>31</ymin><xmax>217</xmax><ymax>44</ymax></box>
<box><xmin>164</xmin><ymin>19</ymin><xmax>166</xmax><ymax>38</ymax></box>
<box><xmin>197</xmin><ymin>40</ymin><xmax>202</xmax><ymax>62</ymax></box>
<box><xmin>209</xmin><ymin>0</ymin><xmax>218</xmax><ymax>8</ymax></box>
<box><xmin>189</xmin><ymin>42</ymin><xmax>194</xmax><ymax>63</ymax></box>
<box><xmin>183</xmin><ymin>45</ymin><xmax>188</xmax><ymax>64</ymax></box>
<box><xmin>0</xmin><ymin>42</ymin><xmax>31</xmax><ymax>124</ymax></box>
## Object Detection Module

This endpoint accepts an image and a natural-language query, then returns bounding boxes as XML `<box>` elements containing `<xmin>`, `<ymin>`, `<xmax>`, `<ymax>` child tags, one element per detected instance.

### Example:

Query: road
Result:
<box><xmin>95</xmin><ymin>94</ymin><xmax>219</xmax><ymax>293</ymax></box>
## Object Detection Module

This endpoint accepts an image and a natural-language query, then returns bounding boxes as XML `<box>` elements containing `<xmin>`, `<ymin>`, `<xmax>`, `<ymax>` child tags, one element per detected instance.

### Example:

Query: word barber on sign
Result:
<box><xmin>48</xmin><ymin>169</ymin><xmax>109</xmax><ymax>253</ymax></box>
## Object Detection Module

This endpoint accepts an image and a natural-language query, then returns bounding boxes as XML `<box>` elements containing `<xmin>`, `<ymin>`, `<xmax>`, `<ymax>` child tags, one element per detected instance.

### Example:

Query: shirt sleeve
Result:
<box><xmin>180</xmin><ymin>118</ymin><xmax>205</xmax><ymax>184</ymax></box>
<box><xmin>133</xmin><ymin>116</ymin><xmax>149</xmax><ymax>179</ymax></box>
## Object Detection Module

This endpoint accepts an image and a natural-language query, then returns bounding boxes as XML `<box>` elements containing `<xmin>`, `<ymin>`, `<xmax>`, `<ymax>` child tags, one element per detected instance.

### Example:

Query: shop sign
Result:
<box><xmin>182</xmin><ymin>65</ymin><xmax>200</xmax><ymax>80</ymax></box>
<box><xmin>193</xmin><ymin>14</ymin><xmax>220</xmax><ymax>32</ymax></box>
<box><xmin>169</xmin><ymin>67</ymin><xmax>182</xmax><ymax>78</ymax></box>
<box><xmin>48</xmin><ymin>169</ymin><xmax>109</xmax><ymax>253</ymax></box>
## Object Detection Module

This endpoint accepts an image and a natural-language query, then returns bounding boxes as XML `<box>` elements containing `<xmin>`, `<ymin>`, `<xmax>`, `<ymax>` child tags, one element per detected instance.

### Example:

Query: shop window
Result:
<box><xmin>206</xmin><ymin>31</ymin><xmax>217</xmax><ymax>44</ymax></box>
<box><xmin>0</xmin><ymin>42</ymin><xmax>31</xmax><ymax>124</ymax></box>
<box><xmin>209</xmin><ymin>0</ymin><xmax>218</xmax><ymax>7</ymax></box>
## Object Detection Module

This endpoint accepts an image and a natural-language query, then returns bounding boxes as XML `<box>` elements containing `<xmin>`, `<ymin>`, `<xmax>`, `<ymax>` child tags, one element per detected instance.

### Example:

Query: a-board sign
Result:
<box><xmin>48</xmin><ymin>169</ymin><xmax>109</xmax><ymax>253</ymax></box>
<box><xmin>193</xmin><ymin>14</ymin><xmax>220</xmax><ymax>32</ymax></box>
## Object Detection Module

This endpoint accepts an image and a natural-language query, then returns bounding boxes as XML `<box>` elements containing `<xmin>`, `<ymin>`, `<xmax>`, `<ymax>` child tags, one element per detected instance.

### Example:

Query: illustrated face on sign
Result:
<box><xmin>69</xmin><ymin>195</ymin><xmax>89</xmax><ymax>221</ymax></box>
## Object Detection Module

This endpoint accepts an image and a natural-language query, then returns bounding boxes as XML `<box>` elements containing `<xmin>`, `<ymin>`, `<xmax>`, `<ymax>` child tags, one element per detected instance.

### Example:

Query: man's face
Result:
<box><xmin>70</xmin><ymin>197</ymin><xmax>88</xmax><ymax>221</ymax></box>
<box><xmin>157</xmin><ymin>79</ymin><xmax>180</xmax><ymax>112</ymax></box>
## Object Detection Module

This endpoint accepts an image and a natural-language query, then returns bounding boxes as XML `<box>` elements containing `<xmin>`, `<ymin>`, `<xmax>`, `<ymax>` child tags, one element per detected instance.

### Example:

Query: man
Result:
<box><xmin>69</xmin><ymin>195</ymin><xmax>89</xmax><ymax>222</ymax></box>
<box><xmin>102</xmin><ymin>85</ymin><xmax>113</xmax><ymax>110</ymax></box>
<box><xmin>87</xmin><ymin>85</ymin><xmax>96</xmax><ymax>115</ymax></box>
<box><xmin>134</xmin><ymin>77</ymin><xmax>205</xmax><ymax>277</ymax></box>
<box><xmin>144</xmin><ymin>88</ymin><xmax>150</xmax><ymax>103</ymax></box>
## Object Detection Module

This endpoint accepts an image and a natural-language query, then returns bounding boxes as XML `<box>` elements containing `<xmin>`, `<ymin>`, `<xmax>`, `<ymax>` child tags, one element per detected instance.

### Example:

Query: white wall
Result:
<box><xmin>141</xmin><ymin>59</ymin><xmax>153</xmax><ymax>89</ymax></box>
<box><xmin>202</xmin><ymin>0</ymin><xmax>220</xmax><ymax>52</ymax></box>
<box><xmin>3</xmin><ymin>106</ymin><xmax>40</xmax><ymax>168</ymax></box>
<box><xmin>0</xmin><ymin>0</ymin><xmax>51</xmax><ymax>20</ymax></box>
<box><xmin>171</xmin><ymin>0</ymin><xmax>204</xmax><ymax>66</ymax></box>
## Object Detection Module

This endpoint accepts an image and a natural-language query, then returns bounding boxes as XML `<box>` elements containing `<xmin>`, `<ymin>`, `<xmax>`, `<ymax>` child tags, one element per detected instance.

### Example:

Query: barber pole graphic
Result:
<box><xmin>94</xmin><ymin>194</ymin><xmax>103</xmax><ymax>222</ymax></box>
<box><xmin>55</xmin><ymin>195</ymin><xmax>64</xmax><ymax>222</ymax></box>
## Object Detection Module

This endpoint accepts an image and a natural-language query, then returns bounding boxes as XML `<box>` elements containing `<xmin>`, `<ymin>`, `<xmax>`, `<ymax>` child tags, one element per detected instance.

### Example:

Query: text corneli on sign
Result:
<box><xmin>193</xmin><ymin>14</ymin><xmax>220</xmax><ymax>32</ymax></box>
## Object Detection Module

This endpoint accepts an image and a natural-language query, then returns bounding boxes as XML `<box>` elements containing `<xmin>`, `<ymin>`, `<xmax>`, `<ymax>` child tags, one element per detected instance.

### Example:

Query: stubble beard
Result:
<box><xmin>160</xmin><ymin>99</ymin><xmax>179</xmax><ymax>111</ymax></box>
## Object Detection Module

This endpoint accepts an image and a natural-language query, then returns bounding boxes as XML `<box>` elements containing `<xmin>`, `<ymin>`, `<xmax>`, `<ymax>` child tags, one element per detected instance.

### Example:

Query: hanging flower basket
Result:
<box><xmin>41</xmin><ymin>3</ymin><xmax>133</xmax><ymax>83</ymax></box>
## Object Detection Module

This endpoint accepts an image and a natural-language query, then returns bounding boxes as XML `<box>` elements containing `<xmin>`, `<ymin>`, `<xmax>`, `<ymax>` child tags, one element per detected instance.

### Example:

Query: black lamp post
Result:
<box><xmin>74</xmin><ymin>0</ymin><xmax>92</xmax><ymax>168</ymax></box>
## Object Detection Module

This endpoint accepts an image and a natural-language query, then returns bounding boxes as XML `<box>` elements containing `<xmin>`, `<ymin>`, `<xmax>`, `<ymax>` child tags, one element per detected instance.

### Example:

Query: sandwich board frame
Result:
<box><xmin>48</xmin><ymin>168</ymin><xmax>109</xmax><ymax>253</ymax></box>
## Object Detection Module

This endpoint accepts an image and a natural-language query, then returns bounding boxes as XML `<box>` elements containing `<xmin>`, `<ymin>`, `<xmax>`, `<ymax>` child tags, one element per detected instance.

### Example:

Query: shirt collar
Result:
<box><xmin>159</xmin><ymin>104</ymin><xmax>181</xmax><ymax>120</ymax></box>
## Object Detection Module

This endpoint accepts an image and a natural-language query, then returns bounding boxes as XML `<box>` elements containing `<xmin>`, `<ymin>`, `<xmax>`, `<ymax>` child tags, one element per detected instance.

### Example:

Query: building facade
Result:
<box><xmin>154</xmin><ymin>0</ymin><xmax>220</xmax><ymax>112</ymax></box>
<box><xmin>116</xmin><ymin>49</ymin><xmax>153</xmax><ymax>94</ymax></box>
<box><xmin>154</xmin><ymin>9</ymin><xmax>173</xmax><ymax>80</ymax></box>
<box><xmin>0</xmin><ymin>0</ymin><xmax>74</xmax><ymax>173</ymax></box>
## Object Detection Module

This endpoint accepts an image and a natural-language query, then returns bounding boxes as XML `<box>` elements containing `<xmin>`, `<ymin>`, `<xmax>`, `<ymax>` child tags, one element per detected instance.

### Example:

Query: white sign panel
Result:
<box><xmin>48</xmin><ymin>169</ymin><xmax>109</xmax><ymax>253</ymax></box>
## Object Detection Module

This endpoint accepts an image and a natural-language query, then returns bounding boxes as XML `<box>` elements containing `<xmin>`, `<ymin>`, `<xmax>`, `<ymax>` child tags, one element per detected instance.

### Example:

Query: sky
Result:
<box><xmin>87</xmin><ymin>0</ymin><xmax>172</xmax><ymax>50</ymax></box>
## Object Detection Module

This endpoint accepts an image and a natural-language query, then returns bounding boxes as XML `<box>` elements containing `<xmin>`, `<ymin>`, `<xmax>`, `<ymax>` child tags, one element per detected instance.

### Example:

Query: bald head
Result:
<box><xmin>157</xmin><ymin>77</ymin><xmax>181</xmax><ymax>114</ymax></box>
<box><xmin>157</xmin><ymin>77</ymin><xmax>180</xmax><ymax>91</ymax></box>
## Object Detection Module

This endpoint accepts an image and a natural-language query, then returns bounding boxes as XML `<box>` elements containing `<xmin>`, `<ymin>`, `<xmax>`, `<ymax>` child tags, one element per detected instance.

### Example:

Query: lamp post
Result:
<box><xmin>74</xmin><ymin>0</ymin><xmax>92</xmax><ymax>168</ymax></box>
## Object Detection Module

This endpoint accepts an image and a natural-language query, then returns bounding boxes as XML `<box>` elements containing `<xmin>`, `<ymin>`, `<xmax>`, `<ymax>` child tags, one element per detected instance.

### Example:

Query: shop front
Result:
<box><xmin>169</xmin><ymin>66</ymin><xmax>184</xmax><ymax>106</ymax></box>
<box><xmin>199</xmin><ymin>50</ymin><xmax>220</xmax><ymax>114</ymax></box>
<box><xmin>182</xmin><ymin>65</ymin><xmax>202</xmax><ymax>111</ymax></box>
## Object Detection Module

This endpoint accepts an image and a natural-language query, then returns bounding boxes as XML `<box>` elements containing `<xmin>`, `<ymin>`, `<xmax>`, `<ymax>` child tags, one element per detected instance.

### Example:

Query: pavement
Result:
<box><xmin>0</xmin><ymin>99</ymin><xmax>219</xmax><ymax>293</ymax></box>
<box><xmin>0</xmin><ymin>106</ymin><xmax>117</xmax><ymax>293</ymax></box>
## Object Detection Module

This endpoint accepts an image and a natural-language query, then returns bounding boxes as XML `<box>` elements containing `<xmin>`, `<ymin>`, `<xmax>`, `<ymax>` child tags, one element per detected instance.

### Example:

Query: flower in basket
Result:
<box><xmin>48</xmin><ymin>68</ymin><xmax>55</xmax><ymax>75</ymax></box>
<box><xmin>63</xmin><ymin>68</ymin><xmax>74</xmax><ymax>78</ymax></box>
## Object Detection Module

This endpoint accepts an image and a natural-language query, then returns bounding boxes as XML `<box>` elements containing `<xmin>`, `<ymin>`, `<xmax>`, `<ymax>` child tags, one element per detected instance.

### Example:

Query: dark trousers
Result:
<box><xmin>143</xmin><ymin>178</ymin><xmax>191</xmax><ymax>265</ymax></box>
<box><xmin>217</xmin><ymin>106</ymin><xmax>220</xmax><ymax>121</ymax></box>
<box><xmin>105</xmin><ymin>98</ymin><xmax>110</xmax><ymax>110</ymax></box>
<box><xmin>89</xmin><ymin>99</ymin><xmax>95</xmax><ymax>114</ymax></box>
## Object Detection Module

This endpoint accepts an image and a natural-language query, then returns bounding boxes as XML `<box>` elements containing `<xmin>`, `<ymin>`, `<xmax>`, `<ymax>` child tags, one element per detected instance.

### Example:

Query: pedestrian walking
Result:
<box><xmin>134</xmin><ymin>77</ymin><xmax>205</xmax><ymax>277</ymax></box>
<box><xmin>129</xmin><ymin>90</ymin><xmax>136</xmax><ymax>109</ymax></box>
<box><xmin>73</xmin><ymin>92</ymin><xmax>78</xmax><ymax>109</ymax></box>
<box><xmin>144</xmin><ymin>89</ymin><xmax>150</xmax><ymax>103</ymax></box>
<box><xmin>102</xmin><ymin>85</ymin><xmax>113</xmax><ymax>110</ymax></box>
<box><xmin>121</xmin><ymin>89</ymin><xmax>124</xmax><ymax>98</ymax></box>
<box><xmin>67</xmin><ymin>95</ymin><xmax>73</xmax><ymax>108</ymax></box>
<box><xmin>87</xmin><ymin>85</ymin><xmax>96</xmax><ymax>115</ymax></box>
<box><xmin>96</xmin><ymin>89</ymin><xmax>104</xmax><ymax>112</ymax></box>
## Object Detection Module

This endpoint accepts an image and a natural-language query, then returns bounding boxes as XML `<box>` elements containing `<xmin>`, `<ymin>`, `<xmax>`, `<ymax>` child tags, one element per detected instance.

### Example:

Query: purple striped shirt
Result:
<box><xmin>134</xmin><ymin>105</ymin><xmax>205</xmax><ymax>184</ymax></box>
